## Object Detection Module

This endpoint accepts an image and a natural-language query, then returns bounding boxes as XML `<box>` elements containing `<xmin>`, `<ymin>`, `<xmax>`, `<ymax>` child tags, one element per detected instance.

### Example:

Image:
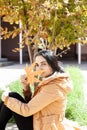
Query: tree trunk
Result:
<box><xmin>27</xmin><ymin>45</ymin><xmax>33</xmax><ymax>64</ymax></box>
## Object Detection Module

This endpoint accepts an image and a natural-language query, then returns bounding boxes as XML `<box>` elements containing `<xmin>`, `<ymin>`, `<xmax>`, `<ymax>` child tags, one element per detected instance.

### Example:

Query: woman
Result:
<box><xmin>2</xmin><ymin>50</ymin><xmax>81</xmax><ymax>130</ymax></box>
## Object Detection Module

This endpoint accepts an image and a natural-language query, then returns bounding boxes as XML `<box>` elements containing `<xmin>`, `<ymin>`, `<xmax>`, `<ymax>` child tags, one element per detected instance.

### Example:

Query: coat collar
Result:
<box><xmin>33</xmin><ymin>72</ymin><xmax>71</xmax><ymax>97</ymax></box>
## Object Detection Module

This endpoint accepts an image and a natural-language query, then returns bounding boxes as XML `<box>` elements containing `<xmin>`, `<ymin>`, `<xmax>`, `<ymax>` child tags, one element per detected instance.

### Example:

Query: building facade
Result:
<box><xmin>0</xmin><ymin>20</ymin><xmax>87</xmax><ymax>64</ymax></box>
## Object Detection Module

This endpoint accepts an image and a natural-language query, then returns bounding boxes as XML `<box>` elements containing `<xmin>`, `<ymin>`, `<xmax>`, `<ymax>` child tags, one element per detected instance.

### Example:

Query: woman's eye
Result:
<box><xmin>35</xmin><ymin>64</ymin><xmax>39</xmax><ymax>67</ymax></box>
<box><xmin>41</xmin><ymin>63</ymin><xmax>46</xmax><ymax>66</ymax></box>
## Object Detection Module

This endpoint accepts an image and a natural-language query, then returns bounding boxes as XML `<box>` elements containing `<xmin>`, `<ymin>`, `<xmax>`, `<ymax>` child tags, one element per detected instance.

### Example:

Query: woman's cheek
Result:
<box><xmin>41</xmin><ymin>71</ymin><xmax>47</xmax><ymax>78</ymax></box>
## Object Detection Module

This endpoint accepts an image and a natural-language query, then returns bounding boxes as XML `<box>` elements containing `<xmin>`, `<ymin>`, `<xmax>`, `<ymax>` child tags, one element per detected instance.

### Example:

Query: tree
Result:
<box><xmin>0</xmin><ymin>0</ymin><xmax>87</xmax><ymax>63</ymax></box>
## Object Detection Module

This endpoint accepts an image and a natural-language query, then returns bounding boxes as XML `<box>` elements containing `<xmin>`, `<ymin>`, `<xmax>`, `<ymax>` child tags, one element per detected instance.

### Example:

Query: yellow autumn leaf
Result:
<box><xmin>25</xmin><ymin>62</ymin><xmax>44</xmax><ymax>86</ymax></box>
<box><xmin>12</xmin><ymin>32</ymin><xmax>17</xmax><ymax>39</ymax></box>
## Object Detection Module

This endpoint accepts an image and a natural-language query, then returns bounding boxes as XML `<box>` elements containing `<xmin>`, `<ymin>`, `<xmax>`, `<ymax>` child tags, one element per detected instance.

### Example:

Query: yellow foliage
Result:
<box><xmin>25</xmin><ymin>63</ymin><xmax>44</xmax><ymax>86</ymax></box>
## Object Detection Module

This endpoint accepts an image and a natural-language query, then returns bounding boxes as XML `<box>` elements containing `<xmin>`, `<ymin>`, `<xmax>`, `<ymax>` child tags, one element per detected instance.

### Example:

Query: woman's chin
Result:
<box><xmin>41</xmin><ymin>73</ymin><xmax>46</xmax><ymax>78</ymax></box>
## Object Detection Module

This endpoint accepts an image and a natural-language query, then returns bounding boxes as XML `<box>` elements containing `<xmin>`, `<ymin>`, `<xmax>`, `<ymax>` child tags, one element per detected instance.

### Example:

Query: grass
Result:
<box><xmin>65</xmin><ymin>66</ymin><xmax>87</xmax><ymax>126</ymax></box>
<box><xmin>6</xmin><ymin>79</ymin><xmax>23</xmax><ymax>96</ymax></box>
<box><xmin>0</xmin><ymin>66</ymin><xmax>87</xmax><ymax>125</ymax></box>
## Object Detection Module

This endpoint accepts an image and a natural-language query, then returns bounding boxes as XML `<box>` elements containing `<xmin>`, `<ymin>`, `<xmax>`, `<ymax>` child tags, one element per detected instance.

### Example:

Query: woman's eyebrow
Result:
<box><xmin>35</xmin><ymin>60</ymin><xmax>47</xmax><ymax>65</ymax></box>
<box><xmin>40</xmin><ymin>61</ymin><xmax>47</xmax><ymax>64</ymax></box>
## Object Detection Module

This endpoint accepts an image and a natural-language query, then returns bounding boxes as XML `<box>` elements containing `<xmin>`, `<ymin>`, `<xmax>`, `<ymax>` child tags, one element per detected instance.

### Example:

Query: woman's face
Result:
<box><xmin>35</xmin><ymin>55</ymin><xmax>54</xmax><ymax>78</ymax></box>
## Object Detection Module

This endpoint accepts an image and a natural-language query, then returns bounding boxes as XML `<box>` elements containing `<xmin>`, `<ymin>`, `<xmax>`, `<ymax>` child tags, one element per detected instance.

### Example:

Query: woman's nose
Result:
<box><xmin>37</xmin><ymin>65</ymin><xmax>43</xmax><ymax>70</ymax></box>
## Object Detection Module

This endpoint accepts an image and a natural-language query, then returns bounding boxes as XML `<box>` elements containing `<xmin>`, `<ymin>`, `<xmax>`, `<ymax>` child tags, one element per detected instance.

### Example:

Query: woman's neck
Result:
<box><xmin>45</xmin><ymin>71</ymin><xmax>55</xmax><ymax>78</ymax></box>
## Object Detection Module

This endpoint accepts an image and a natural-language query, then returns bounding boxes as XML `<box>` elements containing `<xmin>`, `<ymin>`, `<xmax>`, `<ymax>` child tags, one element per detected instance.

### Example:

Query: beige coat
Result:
<box><xmin>5</xmin><ymin>72</ymin><xmax>81</xmax><ymax>130</ymax></box>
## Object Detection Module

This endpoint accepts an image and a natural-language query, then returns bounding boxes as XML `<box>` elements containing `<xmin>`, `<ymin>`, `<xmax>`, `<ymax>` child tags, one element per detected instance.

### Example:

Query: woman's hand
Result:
<box><xmin>20</xmin><ymin>74</ymin><xmax>29</xmax><ymax>91</ymax></box>
<box><xmin>1</xmin><ymin>91</ymin><xmax>9</xmax><ymax>102</ymax></box>
<box><xmin>20</xmin><ymin>74</ymin><xmax>32</xmax><ymax>102</ymax></box>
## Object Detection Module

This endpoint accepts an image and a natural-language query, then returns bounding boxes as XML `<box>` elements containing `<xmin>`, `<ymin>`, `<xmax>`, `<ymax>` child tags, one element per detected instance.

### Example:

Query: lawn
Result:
<box><xmin>65</xmin><ymin>66</ymin><xmax>87</xmax><ymax>126</ymax></box>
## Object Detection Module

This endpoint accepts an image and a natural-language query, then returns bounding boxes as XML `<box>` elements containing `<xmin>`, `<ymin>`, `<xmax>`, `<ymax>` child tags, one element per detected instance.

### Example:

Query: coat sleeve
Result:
<box><xmin>4</xmin><ymin>83</ymin><xmax>65</xmax><ymax>117</ymax></box>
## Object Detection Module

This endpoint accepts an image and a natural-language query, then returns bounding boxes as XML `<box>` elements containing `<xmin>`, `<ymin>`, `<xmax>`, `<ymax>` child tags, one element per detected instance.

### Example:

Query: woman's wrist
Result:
<box><xmin>23</xmin><ymin>84</ymin><xmax>29</xmax><ymax>91</ymax></box>
<box><xmin>1</xmin><ymin>91</ymin><xmax>9</xmax><ymax>102</ymax></box>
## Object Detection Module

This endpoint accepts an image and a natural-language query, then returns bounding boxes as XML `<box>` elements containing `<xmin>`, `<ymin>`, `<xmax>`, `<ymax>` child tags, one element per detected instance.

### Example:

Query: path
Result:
<box><xmin>0</xmin><ymin>63</ymin><xmax>25</xmax><ymax>90</ymax></box>
<box><xmin>5</xmin><ymin>123</ymin><xmax>18</xmax><ymax>130</ymax></box>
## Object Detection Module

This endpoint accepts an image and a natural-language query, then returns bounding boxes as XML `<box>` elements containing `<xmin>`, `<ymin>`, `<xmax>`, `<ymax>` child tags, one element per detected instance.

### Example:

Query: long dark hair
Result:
<box><xmin>34</xmin><ymin>50</ymin><xmax>64</xmax><ymax>73</ymax></box>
